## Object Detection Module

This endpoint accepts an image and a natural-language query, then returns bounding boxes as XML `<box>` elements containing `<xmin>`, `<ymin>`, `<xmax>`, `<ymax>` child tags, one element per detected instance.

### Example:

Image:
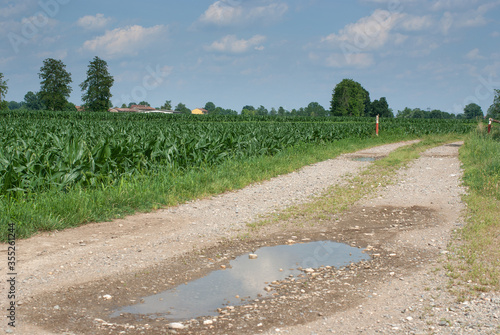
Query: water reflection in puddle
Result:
<box><xmin>351</xmin><ymin>156</ymin><xmax>377</xmax><ymax>162</ymax></box>
<box><xmin>111</xmin><ymin>241</ymin><xmax>369</xmax><ymax>320</ymax></box>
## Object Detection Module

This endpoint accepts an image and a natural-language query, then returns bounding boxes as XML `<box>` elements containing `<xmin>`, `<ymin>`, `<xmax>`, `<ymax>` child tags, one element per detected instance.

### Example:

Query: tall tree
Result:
<box><xmin>204</xmin><ymin>101</ymin><xmax>216</xmax><ymax>113</ymax></box>
<box><xmin>242</xmin><ymin>105</ymin><xmax>255</xmax><ymax>113</ymax></box>
<box><xmin>80</xmin><ymin>56</ymin><xmax>114</xmax><ymax>112</ymax></box>
<box><xmin>0</xmin><ymin>73</ymin><xmax>8</xmax><ymax>105</ymax></box>
<box><xmin>371</xmin><ymin>97</ymin><xmax>393</xmax><ymax>118</ymax></box>
<box><xmin>39</xmin><ymin>58</ymin><xmax>73</xmax><ymax>111</ymax></box>
<box><xmin>161</xmin><ymin>100</ymin><xmax>172</xmax><ymax>110</ymax></box>
<box><xmin>256</xmin><ymin>105</ymin><xmax>268</xmax><ymax>115</ymax></box>
<box><xmin>8</xmin><ymin>101</ymin><xmax>23</xmax><ymax>110</ymax></box>
<box><xmin>330</xmin><ymin>79</ymin><xmax>369</xmax><ymax>117</ymax></box>
<box><xmin>24</xmin><ymin>91</ymin><xmax>45</xmax><ymax>110</ymax></box>
<box><xmin>487</xmin><ymin>89</ymin><xmax>500</xmax><ymax>119</ymax></box>
<box><xmin>363</xmin><ymin>88</ymin><xmax>372</xmax><ymax>116</ymax></box>
<box><xmin>463</xmin><ymin>103</ymin><xmax>483</xmax><ymax>119</ymax></box>
<box><xmin>305</xmin><ymin>102</ymin><xmax>327</xmax><ymax>117</ymax></box>
<box><xmin>175</xmin><ymin>102</ymin><xmax>191</xmax><ymax>114</ymax></box>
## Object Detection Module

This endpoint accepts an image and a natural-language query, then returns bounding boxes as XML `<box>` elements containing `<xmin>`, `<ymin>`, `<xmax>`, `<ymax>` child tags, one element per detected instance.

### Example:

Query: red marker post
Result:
<box><xmin>376</xmin><ymin>115</ymin><xmax>379</xmax><ymax>136</ymax></box>
<box><xmin>488</xmin><ymin>118</ymin><xmax>500</xmax><ymax>133</ymax></box>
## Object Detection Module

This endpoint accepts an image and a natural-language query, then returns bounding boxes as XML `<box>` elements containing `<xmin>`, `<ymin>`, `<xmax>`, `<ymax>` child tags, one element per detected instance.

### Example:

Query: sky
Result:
<box><xmin>1</xmin><ymin>0</ymin><xmax>499</xmax><ymax>115</ymax></box>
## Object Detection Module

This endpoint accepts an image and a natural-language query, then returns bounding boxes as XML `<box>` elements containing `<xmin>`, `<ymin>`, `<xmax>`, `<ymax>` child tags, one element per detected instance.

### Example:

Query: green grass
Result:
<box><xmin>446</xmin><ymin>126</ymin><xmax>500</xmax><ymax>295</ymax></box>
<box><xmin>1</xmin><ymin>134</ymin><xmax>414</xmax><ymax>241</ymax></box>
<box><xmin>248</xmin><ymin>134</ymin><xmax>464</xmax><ymax>229</ymax></box>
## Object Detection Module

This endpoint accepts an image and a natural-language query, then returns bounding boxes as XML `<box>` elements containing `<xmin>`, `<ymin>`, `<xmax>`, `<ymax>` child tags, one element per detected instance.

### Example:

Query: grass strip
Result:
<box><xmin>1</xmin><ymin>134</ymin><xmax>413</xmax><ymax>241</ymax></box>
<box><xmin>446</xmin><ymin>127</ymin><xmax>500</xmax><ymax>296</ymax></box>
<box><xmin>248</xmin><ymin>134</ymin><xmax>463</xmax><ymax>230</ymax></box>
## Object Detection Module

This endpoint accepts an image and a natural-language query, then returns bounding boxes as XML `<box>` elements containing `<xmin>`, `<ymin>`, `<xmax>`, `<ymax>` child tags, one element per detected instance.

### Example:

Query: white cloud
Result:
<box><xmin>77</xmin><ymin>13</ymin><xmax>112</xmax><ymax>30</ymax></box>
<box><xmin>325</xmin><ymin>53</ymin><xmax>374</xmax><ymax>68</ymax></box>
<box><xmin>0</xmin><ymin>2</ymin><xmax>30</xmax><ymax>18</ymax></box>
<box><xmin>198</xmin><ymin>0</ymin><xmax>288</xmax><ymax>26</ymax></box>
<box><xmin>459</xmin><ymin>2</ymin><xmax>499</xmax><ymax>27</ymax></box>
<box><xmin>399</xmin><ymin>15</ymin><xmax>433</xmax><ymax>31</ymax></box>
<box><xmin>440</xmin><ymin>12</ymin><xmax>454</xmax><ymax>35</ymax></box>
<box><xmin>465</xmin><ymin>48</ymin><xmax>485</xmax><ymax>60</ymax></box>
<box><xmin>431</xmin><ymin>0</ymin><xmax>478</xmax><ymax>11</ymax></box>
<box><xmin>309</xmin><ymin>52</ymin><xmax>374</xmax><ymax>68</ymax></box>
<box><xmin>205</xmin><ymin>35</ymin><xmax>266</xmax><ymax>53</ymax></box>
<box><xmin>321</xmin><ymin>9</ymin><xmax>406</xmax><ymax>52</ymax></box>
<box><xmin>438</xmin><ymin>2</ymin><xmax>500</xmax><ymax>34</ymax></box>
<box><xmin>81</xmin><ymin>25</ymin><xmax>167</xmax><ymax>58</ymax></box>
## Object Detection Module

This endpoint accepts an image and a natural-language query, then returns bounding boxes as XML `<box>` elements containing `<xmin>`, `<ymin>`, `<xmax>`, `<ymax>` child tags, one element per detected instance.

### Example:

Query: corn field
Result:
<box><xmin>0</xmin><ymin>111</ymin><xmax>476</xmax><ymax>198</ymax></box>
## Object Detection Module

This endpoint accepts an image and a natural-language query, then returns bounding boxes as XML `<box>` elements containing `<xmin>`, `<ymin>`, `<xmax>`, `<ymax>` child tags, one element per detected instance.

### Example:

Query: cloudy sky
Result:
<box><xmin>1</xmin><ymin>0</ymin><xmax>499</xmax><ymax>114</ymax></box>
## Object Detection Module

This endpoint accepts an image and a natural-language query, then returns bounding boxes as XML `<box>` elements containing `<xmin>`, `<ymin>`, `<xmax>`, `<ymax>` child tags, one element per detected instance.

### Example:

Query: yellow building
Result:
<box><xmin>191</xmin><ymin>108</ymin><xmax>208</xmax><ymax>115</ymax></box>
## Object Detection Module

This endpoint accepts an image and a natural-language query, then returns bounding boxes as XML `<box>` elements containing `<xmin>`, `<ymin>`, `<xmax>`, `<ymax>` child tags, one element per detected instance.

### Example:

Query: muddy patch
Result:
<box><xmin>22</xmin><ymin>205</ymin><xmax>440</xmax><ymax>334</ymax></box>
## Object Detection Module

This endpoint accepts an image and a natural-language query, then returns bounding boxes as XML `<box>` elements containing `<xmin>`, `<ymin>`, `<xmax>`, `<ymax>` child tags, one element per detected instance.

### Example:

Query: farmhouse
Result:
<box><xmin>191</xmin><ymin>108</ymin><xmax>209</xmax><ymax>115</ymax></box>
<box><xmin>108</xmin><ymin>105</ymin><xmax>182</xmax><ymax>114</ymax></box>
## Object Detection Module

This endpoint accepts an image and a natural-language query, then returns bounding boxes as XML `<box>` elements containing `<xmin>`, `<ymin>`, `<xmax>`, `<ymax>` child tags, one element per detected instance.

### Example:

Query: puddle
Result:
<box><xmin>351</xmin><ymin>156</ymin><xmax>377</xmax><ymax>162</ymax></box>
<box><xmin>111</xmin><ymin>241</ymin><xmax>370</xmax><ymax>321</ymax></box>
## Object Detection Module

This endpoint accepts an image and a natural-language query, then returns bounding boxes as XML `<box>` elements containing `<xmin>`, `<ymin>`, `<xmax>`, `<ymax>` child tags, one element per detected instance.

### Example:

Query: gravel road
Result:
<box><xmin>1</xmin><ymin>140</ymin><xmax>498</xmax><ymax>335</ymax></box>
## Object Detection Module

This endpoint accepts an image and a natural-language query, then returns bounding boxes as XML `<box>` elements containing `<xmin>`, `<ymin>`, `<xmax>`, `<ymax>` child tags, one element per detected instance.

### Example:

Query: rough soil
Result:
<box><xmin>1</xmin><ymin>140</ymin><xmax>499</xmax><ymax>335</ymax></box>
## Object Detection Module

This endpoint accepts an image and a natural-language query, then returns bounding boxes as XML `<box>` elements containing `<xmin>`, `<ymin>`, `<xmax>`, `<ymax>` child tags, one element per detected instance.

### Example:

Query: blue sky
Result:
<box><xmin>1</xmin><ymin>0</ymin><xmax>499</xmax><ymax>114</ymax></box>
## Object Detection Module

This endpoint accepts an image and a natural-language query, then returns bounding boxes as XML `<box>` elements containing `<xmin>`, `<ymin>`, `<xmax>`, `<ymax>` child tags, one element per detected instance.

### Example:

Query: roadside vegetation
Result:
<box><xmin>446</xmin><ymin>125</ymin><xmax>500</xmax><ymax>295</ymax></box>
<box><xmin>0</xmin><ymin>110</ymin><xmax>477</xmax><ymax>241</ymax></box>
<box><xmin>248</xmin><ymin>134</ymin><xmax>462</xmax><ymax>229</ymax></box>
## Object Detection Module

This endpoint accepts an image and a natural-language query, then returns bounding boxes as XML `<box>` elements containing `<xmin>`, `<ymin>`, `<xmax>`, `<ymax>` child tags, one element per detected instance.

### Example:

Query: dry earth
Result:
<box><xmin>1</xmin><ymin>140</ymin><xmax>499</xmax><ymax>335</ymax></box>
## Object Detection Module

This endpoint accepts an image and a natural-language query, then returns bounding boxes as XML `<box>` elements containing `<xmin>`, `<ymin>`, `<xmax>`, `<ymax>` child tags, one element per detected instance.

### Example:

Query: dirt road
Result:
<box><xmin>2</xmin><ymin>141</ymin><xmax>499</xmax><ymax>334</ymax></box>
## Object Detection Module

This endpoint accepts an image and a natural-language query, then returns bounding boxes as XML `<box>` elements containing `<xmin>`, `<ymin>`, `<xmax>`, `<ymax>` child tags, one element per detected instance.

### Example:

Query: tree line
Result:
<box><xmin>1</xmin><ymin>64</ymin><xmax>499</xmax><ymax>118</ymax></box>
<box><xmin>1</xmin><ymin>57</ymin><xmax>113</xmax><ymax>112</ymax></box>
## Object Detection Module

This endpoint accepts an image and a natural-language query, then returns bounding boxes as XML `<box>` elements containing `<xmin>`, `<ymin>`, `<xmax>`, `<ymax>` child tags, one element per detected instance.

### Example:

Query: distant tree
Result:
<box><xmin>441</xmin><ymin>111</ymin><xmax>455</xmax><ymax>119</ymax></box>
<box><xmin>429</xmin><ymin>109</ymin><xmax>444</xmax><ymax>119</ymax></box>
<box><xmin>241</xmin><ymin>108</ymin><xmax>256</xmax><ymax>116</ymax></box>
<box><xmin>204</xmin><ymin>101</ymin><xmax>216</xmax><ymax>113</ymax></box>
<box><xmin>121</xmin><ymin>103</ymin><xmax>127</xmax><ymax>108</ymax></box>
<box><xmin>212</xmin><ymin>106</ymin><xmax>223</xmax><ymax>115</ymax></box>
<box><xmin>175</xmin><ymin>102</ymin><xmax>191</xmax><ymax>114</ymax></box>
<box><xmin>161</xmin><ymin>100</ymin><xmax>172</xmax><ymax>110</ymax></box>
<box><xmin>396</xmin><ymin>107</ymin><xmax>412</xmax><ymax>118</ymax></box>
<box><xmin>24</xmin><ymin>91</ymin><xmax>45</xmax><ymax>110</ymax></box>
<box><xmin>8</xmin><ymin>101</ymin><xmax>23</xmax><ymax>110</ymax></box>
<box><xmin>487</xmin><ymin>89</ymin><xmax>500</xmax><ymax>119</ymax></box>
<box><xmin>138</xmin><ymin>101</ymin><xmax>150</xmax><ymax>106</ymax></box>
<box><xmin>64</xmin><ymin>102</ymin><xmax>78</xmax><ymax>112</ymax></box>
<box><xmin>278</xmin><ymin>106</ymin><xmax>286</xmax><ymax>116</ymax></box>
<box><xmin>225</xmin><ymin>108</ymin><xmax>238</xmax><ymax>115</ymax></box>
<box><xmin>0</xmin><ymin>73</ymin><xmax>8</xmax><ymax>105</ymax></box>
<box><xmin>305</xmin><ymin>102</ymin><xmax>327</xmax><ymax>117</ymax></box>
<box><xmin>242</xmin><ymin>105</ymin><xmax>255</xmax><ymax>113</ymax></box>
<box><xmin>256</xmin><ymin>105</ymin><xmax>268</xmax><ymax>116</ymax></box>
<box><xmin>128</xmin><ymin>102</ymin><xmax>137</xmax><ymax>108</ymax></box>
<box><xmin>330</xmin><ymin>79</ymin><xmax>369</xmax><ymax>116</ymax></box>
<box><xmin>463</xmin><ymin>103</ymin><xmax>483</xmax><ymax>119</ymax></box>
<box><xmin>371</xmin><ymin>97</ymin><xmax>393</xmax><ymax>118</ymax></box>
<box><xmin>363</xmin><ymin>88</ymin><xmax>372</xmax><ymax>116</ymax></box>
<box><xmin>80</xmin><ymin>56</ymin><xmax>114</xmax><ymax>112</ymax></box>
<box><xmin>270</xmin><ymin>107</ymin><xmax>277</xmax><ymax>116</ymax></box>
<box><xmin>39</xmin><ymin>58</ymin><xmax>73</xmax><ymax>111</ymax></box>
